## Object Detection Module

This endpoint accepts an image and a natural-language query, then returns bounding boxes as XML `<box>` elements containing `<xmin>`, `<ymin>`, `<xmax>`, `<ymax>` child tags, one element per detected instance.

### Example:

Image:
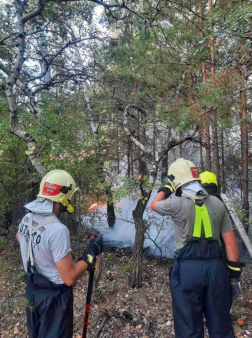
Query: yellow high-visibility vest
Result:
<box><xmin>193</xmin><ymin>201</ymin><xmax>212</xmax><ymax>238</ymax></box>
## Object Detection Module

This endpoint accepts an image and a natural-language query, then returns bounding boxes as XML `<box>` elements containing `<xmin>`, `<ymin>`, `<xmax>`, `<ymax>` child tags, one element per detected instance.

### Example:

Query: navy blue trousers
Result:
<box><xmin>169</xmin><ymin>240</ymin><xmax>234</xmax><ymax>338</ymax></box>
<box><xmin>26</xmin><ymin>271</ymin><xmax>73</xmax><ymax>338</ymax></box>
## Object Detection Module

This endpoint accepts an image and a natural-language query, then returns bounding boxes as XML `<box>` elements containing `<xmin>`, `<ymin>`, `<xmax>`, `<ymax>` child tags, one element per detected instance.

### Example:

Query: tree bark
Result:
<box><xmin>209</xmin><ymin>0</ymin><xmax>220</xmax><ymax>179</ymax></box>
<box><xmin>220</xmin><ymin>129</ymin><xmax>226</xmax><ymax>193</ymax></box>
<box><xmin>130</xmin><ymin>193</ymin><xmax>151</xmax><ymax>288</ymax></box>
<box><xmin>127</xmin><ymin>138</ymin><xmax>131</xmax><ymax>177</ymax></box>
<box><xmin>199</xmin><ymin>123</ymin><xmax>204</xmax><ymax>172</ymax></box>
<box><xmin>6</xmin><ymin>2</ymin><xmax>46</xmax><ymax>178</ymax></box>
<box><xmin>240</xmin><ymin>66</ymin><xmax>249</xmax><ymax>234</ymax></box>
<box><xmin>212</xmin><ymin>112</ymin><xmax>220</xmax><ymax>181</ymax></box>
<box><xmin>179</xmin><ymin>132</ymin><xmax>183</xmax><ymax>157</ymax></box>
<box><xmin>199</xmin><ymin>0</ymin><xmax>211</xmax><ymax>170</ymax></box>
<box><xmin>106</xmin><ymin>186</ymin><xmax>116</xmax><ymax>227</ymax></box>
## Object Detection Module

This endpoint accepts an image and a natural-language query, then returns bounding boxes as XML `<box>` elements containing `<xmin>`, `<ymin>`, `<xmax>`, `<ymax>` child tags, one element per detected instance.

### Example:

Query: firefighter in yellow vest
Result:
<box><xmin>151</xmin><ymin>159</ymin><xmax>244</xmax><ymax>338</ymax></box>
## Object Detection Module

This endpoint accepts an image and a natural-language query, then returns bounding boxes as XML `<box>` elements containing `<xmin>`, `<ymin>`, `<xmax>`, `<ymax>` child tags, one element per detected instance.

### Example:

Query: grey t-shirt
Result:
<box><xmin>18</xmin><ymin>212</ymin><xmax>71</xmax><ymax>284</ymax></box>
<box><xmin>156</xmin><ymin>195</ymin><xmax>233</xmax><ymax>252</ymax></box>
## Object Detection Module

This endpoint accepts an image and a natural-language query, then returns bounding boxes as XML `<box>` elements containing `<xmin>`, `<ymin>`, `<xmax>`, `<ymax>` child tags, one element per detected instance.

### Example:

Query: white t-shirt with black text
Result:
<box><xmin>18</xmin><ymin>212</ymin><xmax>71</xmax><ymax>284</ymax></box>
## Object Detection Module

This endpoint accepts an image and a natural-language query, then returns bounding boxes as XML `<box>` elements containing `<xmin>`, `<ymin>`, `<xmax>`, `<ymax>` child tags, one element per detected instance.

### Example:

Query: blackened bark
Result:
<box><xmin>106</xmin><ymin>186</ymin><xmax>116</xmax><ymax>227</ymax></box>
<box><xmin>161</xmin><ymin>155</ymin><xmax>168</xmax><ymax>182</ymax></box>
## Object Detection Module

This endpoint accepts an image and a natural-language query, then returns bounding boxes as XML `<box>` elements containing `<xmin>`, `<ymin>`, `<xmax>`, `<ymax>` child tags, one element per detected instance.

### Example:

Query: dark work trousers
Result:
<box><xmin>26</xmin><ymin>271</ymin><xmax>73</xmax><ymax>338</ymax></box>
<box><xmin>169</xmin><ymin>239</ymin><xmax>234</xmax><ymax>338</ymax></box>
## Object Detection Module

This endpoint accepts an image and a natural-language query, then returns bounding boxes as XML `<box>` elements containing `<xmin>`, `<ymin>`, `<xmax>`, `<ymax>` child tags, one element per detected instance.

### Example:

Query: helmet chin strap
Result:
<box><xmin>59</xmin><ymin>196</ymin><xmax>74</xmax><ymax>213</ymax></box>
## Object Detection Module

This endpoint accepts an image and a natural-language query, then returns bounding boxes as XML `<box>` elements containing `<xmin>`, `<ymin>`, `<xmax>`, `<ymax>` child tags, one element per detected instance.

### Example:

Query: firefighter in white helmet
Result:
<box><xmin>151</xmin><ymin>159</ymin><xmax>244</xmax><ymax>338</ymax></box>
<box><xmin>16</xmin><ymin>169</ymin><xmax>103</xmax><ymax>338</ymax></box>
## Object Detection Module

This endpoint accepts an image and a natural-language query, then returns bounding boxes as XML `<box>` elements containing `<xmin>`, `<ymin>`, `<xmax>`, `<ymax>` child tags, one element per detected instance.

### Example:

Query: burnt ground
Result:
<box><xmin>0</xmin><ymin>227</ymin><xmax>252</xmax><ymax>338</ymax></box>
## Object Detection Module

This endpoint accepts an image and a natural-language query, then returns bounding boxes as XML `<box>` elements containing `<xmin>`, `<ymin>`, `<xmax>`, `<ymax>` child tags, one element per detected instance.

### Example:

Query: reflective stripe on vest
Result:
<box><xmin>193</xmin><ymin>203</ymin><xmax>213</xmax><ymax>238</ymax></box>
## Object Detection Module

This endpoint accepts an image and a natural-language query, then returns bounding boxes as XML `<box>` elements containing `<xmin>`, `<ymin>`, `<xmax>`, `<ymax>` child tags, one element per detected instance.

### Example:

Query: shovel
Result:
<box><xmin>82</xmin><ymin>236</ymin><xmax>99</xmax><ymax>338</ymax></box>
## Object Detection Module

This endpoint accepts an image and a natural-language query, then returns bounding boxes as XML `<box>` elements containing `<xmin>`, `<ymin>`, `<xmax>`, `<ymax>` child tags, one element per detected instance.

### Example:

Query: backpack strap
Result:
<box><xmin>27</xmin><ymin>212</ymin><xmax>58</xmax><ymax>266</ymax></box>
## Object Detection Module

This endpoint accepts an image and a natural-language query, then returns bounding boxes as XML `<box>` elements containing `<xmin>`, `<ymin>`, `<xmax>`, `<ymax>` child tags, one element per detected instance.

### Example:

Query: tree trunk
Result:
<box><xmin>209</xmin><ymin>0</ymin><xmax>220</xmax><ymax>179</ymax></box>
<box><xmin>127</xmin><ymin>138</ymin><xmax>131</xmax><ymax>177</ymax></box>
<box><xmin>199</xmin><ymin>123</ymin><xmax>204</xmax><ymax>172</ymax></box>
<box><xmin>240</xmin><ymin>66</ymin><xmax>249</xmax><ymax>234</ymax></box>
<box><xmin>106</xmin><ymin>186</ymin><xmax>116</xmax><ymax>227</ymax></box>
<box><xmin>221</xmin><ymin>129</ymin><xmax>227</xmax><ymax>193</ymax></box>
<box><xmin>161</xmin><ymin>156</ymin><xmax>168</xmax><ymax>182</ymax></box>
<box><xmin>179</xmin><ymin>132</ymin><xmax>183</xmax><ymax>157</ymax></box>
<box><xmin>130</xmin><ymin>193</ymin><xmax>151</xmax><ymax>288</ymax></box>
<box><xmin>212</xmin><ymin>112</ymin><xmax>220</xmax><ymax>181</ymax></box>
<box><xmin>117</xmin><ymin>123</ymin><xmax>120</xmax><ymax>174</ymax></box>
<box><xmin>199</xmin><ymin>0</ymin><xmax>211</xmax><ymax>170</ymax></box>
<box><xmin>161</xmin><ymin>126</ymin><xmax>171</xmax><ymax>181</ymax></box>
<box><xmin>130</xmin><ymin>217</ymin><xmax>146</xmax><ymax>288</ymax></box>
<box><xmin>205</xmin><ymin>121</ymin><xmax>211</xmax><ymax>171</ymax></box>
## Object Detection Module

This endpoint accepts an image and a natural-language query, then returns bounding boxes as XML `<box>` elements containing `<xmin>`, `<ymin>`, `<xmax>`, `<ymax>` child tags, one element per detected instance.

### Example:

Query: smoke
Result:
<box><xmin>83</xmin><ymin>191</ymin><xmax>175</xmax><ymax>258</ymax></box>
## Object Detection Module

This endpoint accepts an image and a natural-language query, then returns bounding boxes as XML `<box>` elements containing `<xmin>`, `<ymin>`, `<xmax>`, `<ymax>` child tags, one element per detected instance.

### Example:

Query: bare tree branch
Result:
<box><xmin>0</xmin><ymin>34</ymin><xmax>17</xmax><ymax>45</ymax></box>
<box><xmin>158</xmin><ymin>128</ymin><xmax>206</xmax><ymax>163</ymax></box>
<box><xmin>123</xmin><ymin>104</ymin><xmax>154</xmax><ymax>158</ymax></box>
<box><xmin>21</xmin><ymin>0</ymin><xmax>52</xmax><ymax>24</ymax></box>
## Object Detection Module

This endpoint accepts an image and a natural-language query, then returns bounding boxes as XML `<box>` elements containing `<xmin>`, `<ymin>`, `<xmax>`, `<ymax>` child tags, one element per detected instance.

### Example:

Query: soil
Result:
<box><xmin>0</xmin><ymin>227</ymin><xmax>251</xmax><ymax>338</ymax></box>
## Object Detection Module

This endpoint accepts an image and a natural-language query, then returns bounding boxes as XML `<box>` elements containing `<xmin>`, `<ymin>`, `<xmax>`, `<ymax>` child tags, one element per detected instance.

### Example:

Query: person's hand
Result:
<box><xmin>81</xmin><ymin>236</ymin><xmax>103</xmax><ymax>271</ymax></box>
<box><xmin>226</xmin><ymin>260</ymin><xmax>245</xmax><ymax>302</ymax></box>
<box><xmin>158</xmin><ymin>183</ymin><xmax>174</xmax><ymax>199</ymax></box>
<box><xmin>230</xmin><ymin>278</ymin><xmax>240</xmax><ymax>301</ymax></box>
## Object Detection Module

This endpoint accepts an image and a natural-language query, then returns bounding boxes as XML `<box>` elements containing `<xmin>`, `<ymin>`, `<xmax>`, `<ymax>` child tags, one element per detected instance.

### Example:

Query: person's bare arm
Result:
<box><xmin>56</xmin><ymin>252</ymin><xmax>88</xmax><ymax>286</ymax></box>
<box><xmin>222</xmin><ymin>231</ymin><xmax>239</xmax><ymax>261</ymax></box>
<box><xmin>16</xmin><ymin>232</ymin><xmax>20</xmax><ymax>243</ymax></box>
<box><xmin>150</xmin><ymin>191</ymin><xmax>166</xmax><ymax>212</ymax></box>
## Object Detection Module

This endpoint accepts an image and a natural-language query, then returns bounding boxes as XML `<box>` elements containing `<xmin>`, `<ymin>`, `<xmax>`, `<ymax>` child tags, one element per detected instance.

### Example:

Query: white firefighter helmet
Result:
<box><xmin>37</xmin><ymin>169</ymin><xmax>78</xmax><ymax>213</ymax></box>
<box><xmin>167</xmin><ymin>158</ymin><xmax>200</xmax><ymax>190</ymax></box>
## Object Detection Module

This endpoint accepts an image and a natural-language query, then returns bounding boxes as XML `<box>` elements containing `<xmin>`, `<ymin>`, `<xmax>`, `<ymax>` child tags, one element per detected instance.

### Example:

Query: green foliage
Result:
<box><xmin>0</xmin><ymin>237</ymin><xmax>7</xmax><ymax>244</ymax></box>
<box><xmin>0</xmin><ymin>256</ymin><xmax>11</xmax><ymax>274</ymax></box>
<box><xmin>107</xmin><ymin>253</ymin><xmax>114</xmax><ymax>262</ymax></box>
<box><xmin>0</xmin><ymin>100</ymin><xmax>33</xmax><ymax>220</ymax></box>
<box><xmin>118</xmin><ymin>261</ymin><xmax>133</xmax><ymax>279</ymax></box>
<box><xmin>0</xmin><ymin>0</ymin><xmax>251</xmax><ymax>229</ymax></box>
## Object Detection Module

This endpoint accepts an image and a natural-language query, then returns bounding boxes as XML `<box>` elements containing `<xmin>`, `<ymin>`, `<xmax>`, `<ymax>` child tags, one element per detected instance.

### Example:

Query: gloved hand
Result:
<box><xmin>81</xmin><ymin>236</ymin><xmax>103</xmax><ymax>271</ymax></box>
<box><xmin>158</xmin><ymin>183</ymin><xmax>174</xmax><ymax>199</ymax></box>
<box><xmin>230</xmin><ymin>278</ymin><xmax>240</xmax><ymax>301</ymax></box>
<box><xmin>226</xmin><ymin>260</ymin><xmax>245</xmax><ymax>302</ymax></box>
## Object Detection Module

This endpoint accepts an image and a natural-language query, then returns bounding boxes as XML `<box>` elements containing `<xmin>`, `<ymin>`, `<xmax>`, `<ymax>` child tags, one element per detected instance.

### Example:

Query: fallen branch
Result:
<box><xmin>94</xmin><ymin>255</ymin><xmax>103</xmax><ymax>289</ymax></box>
<box><xmin>95</xmin><ymin>310</ymin><xmax>111</xmax><ymax>338</ymax></box>
<box><xmin>221</xmin><ymin>193</ymin><xmax>252</xmax><ymax>258</ymax></box>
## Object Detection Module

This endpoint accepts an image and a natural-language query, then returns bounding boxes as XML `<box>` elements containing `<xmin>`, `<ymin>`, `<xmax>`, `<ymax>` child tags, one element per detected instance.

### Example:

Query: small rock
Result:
<box><xmin>143</xmin><ymin>316</ymin><xmax>151</xmax><ymax>331</ymax></box>
<box><xmin>166</xmin><ymin>321</ymin><xmax>172</xmax><ymax>326</ymax></box>
<box><xmin>245</xmin><ymin>331</ymin><xmax>251</xmax><ymax>335</ymax></box>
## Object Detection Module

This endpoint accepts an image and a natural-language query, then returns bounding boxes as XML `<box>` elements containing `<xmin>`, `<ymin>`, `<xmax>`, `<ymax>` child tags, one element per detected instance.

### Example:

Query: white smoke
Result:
<box><xmin>83</xmin><ymin>191</ymin><xmax>175</xmax><ymax>258</ymax></box>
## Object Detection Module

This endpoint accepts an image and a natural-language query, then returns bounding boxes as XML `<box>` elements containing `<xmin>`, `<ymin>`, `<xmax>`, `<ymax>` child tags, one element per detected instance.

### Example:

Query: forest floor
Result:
<box><xmin>0</xmin><ymin>227</ymin><xmax>252</xmax><ymax>338</ymax></box>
